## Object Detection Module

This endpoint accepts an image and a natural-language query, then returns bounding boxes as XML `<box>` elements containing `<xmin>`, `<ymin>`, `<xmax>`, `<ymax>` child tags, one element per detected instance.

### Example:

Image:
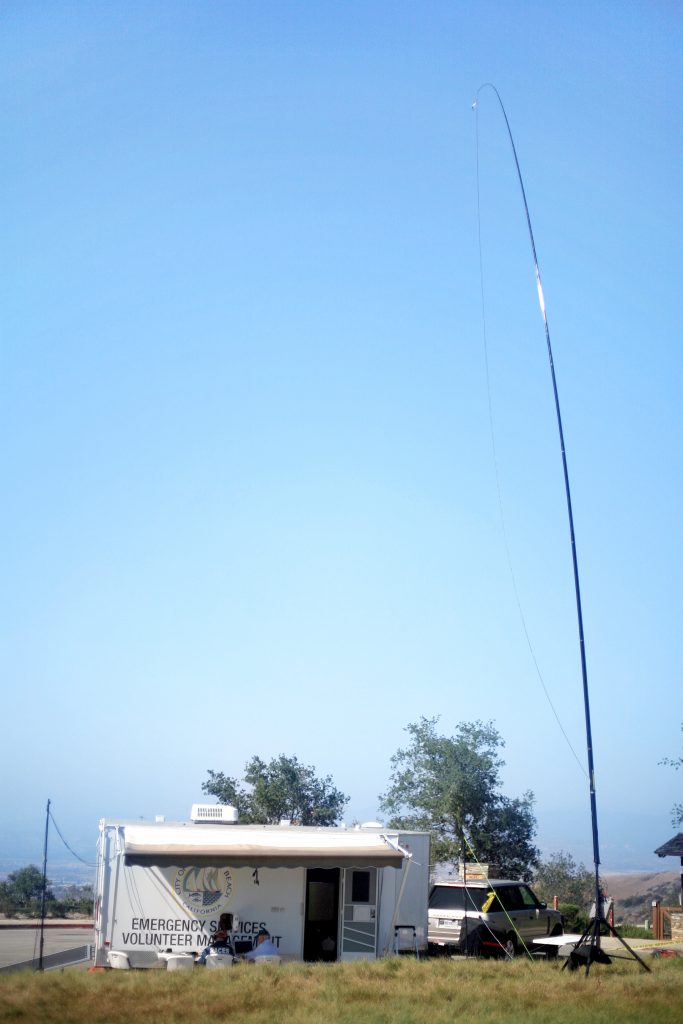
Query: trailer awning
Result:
<box><xmin>123</xmin><ymin>825</ymin><xmax>408</xmax><ymax>868</ymax></box>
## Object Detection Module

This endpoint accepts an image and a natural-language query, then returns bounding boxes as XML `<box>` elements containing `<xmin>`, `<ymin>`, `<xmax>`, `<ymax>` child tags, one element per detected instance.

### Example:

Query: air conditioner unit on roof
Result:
<box><xmin>190</xmin><ymin>804</ymin><xmax>238</xmax><ymax>824</ymax></box>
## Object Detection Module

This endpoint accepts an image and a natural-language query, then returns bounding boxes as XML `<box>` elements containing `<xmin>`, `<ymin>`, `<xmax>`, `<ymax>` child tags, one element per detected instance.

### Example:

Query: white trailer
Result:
<box><xmin>94</xmin><ymin>807</ymin><xmax>429</xmax><ymax>967</ymax></box>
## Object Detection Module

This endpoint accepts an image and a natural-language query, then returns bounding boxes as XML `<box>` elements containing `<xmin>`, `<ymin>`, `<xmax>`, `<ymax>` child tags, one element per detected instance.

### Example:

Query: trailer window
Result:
<box><xmin>351</xmin><ymin>871</ymin><xmax>371</xmax><ymax>903</ymax></box>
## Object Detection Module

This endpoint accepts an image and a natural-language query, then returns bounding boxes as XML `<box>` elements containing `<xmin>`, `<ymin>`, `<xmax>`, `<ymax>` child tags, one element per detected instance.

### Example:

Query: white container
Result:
<box><xmin>108</xmin><ymin>950</ymin><xmax>131</xmax><ymax>969</ymax></box>
<box><xmin>206</xmin><ymin>952</ymin><xmax>234</xmax><ymax>969</ymax></box>
<box><xmin>165</xmin><ymin>954</ymin><xmax>195</xmax><ymax>972</ymax></box>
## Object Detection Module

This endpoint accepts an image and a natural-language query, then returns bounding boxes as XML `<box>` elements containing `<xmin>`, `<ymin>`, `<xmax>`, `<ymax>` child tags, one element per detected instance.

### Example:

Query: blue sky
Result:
<box><xmin>1</xmin><ymin>1</ymin><xmax>681</xmax><ymax>875</ymax></box>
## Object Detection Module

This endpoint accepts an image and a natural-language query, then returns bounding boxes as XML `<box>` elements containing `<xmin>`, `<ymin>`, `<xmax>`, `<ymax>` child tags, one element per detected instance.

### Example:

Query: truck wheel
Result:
<box><xmin>504</xmin><ymin>936</ymin><xmax>517</xmax><ymax>959</ymax></box>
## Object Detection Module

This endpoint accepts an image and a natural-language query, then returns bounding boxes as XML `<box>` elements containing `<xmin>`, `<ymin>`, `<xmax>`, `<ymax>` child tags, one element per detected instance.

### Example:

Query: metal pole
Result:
<box><xmin>462</xmin><ymin>837</ymin><xmax>468</xmax><ymax>954</ymax></box>
<box><xmin>38</xmin><ymin>798</ymin><xmax>50</xmax><ymax>971</ymax></box>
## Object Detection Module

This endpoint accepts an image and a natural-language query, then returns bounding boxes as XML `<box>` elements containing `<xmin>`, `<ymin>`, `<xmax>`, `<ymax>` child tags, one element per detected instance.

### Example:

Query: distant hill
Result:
<box><xmin>603</xmin><ymin>870</ymin><xmax>681</xmax><ymax>925</ymax></box>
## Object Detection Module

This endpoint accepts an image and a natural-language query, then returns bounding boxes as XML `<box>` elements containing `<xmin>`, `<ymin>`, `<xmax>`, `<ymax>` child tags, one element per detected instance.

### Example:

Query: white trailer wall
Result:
<box><xmin>101</xmin><ymin>864</ymin><xmax>304</xmax><ymax>965</ymax></box>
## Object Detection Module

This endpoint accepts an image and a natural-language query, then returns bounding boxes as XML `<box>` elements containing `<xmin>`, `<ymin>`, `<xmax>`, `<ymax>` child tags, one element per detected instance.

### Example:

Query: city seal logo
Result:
<box><xmin>171</xmin><ymin>866</ymin><xmax>234</xmax><ymax>916</ymax></box>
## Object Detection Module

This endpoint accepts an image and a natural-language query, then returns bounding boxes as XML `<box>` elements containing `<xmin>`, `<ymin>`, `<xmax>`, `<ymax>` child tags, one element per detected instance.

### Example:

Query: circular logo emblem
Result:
<box><xmin>172</xmin><ymin>866</ymin><xmax>234</xmax><ymax>916</ymax></box>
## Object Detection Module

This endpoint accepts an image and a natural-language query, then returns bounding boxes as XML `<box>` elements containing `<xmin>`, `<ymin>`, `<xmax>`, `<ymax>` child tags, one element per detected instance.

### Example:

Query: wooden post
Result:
<box><xmin>553</xmin><ymin>896</ymin><xmax>558</xmax><ymax>911</ymax></box>
<box><xmin>652</xmin><ymin>901</ymin><xmax>661</xmax><ymax>940</ymax></box>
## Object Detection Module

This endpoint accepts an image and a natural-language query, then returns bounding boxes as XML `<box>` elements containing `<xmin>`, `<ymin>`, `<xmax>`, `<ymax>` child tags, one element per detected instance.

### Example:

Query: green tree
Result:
<box><xmin>533</xmin><ymin>851</ymin><xmax>593</xmax><ymax>907</ymax></box>
<box><xmin>379</xmin><ymin>717</ymin><xmax>539</xmax><ymax>880</ymax></box>
<box><xmin>659</xmin><ymin>724</ymin><xmax>683</xmax><ymax>827</ymax></box>
<box><xmin>202</xmin><ymin>754</ymin><xmax>349</xmax><ymax>826</ymax></box>
<box><xmin>0</xmin><ymin>865</ymin><xmax>58</xmax><ymax>918</ymax></box>
<box><xmin>59</xmin><ymin>884</ymin><xmax>94</xmax><ymax>916</ymax></box>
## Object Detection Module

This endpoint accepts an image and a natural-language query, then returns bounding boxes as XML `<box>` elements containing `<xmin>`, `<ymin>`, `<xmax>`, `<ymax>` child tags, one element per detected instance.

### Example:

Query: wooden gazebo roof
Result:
<box><xmin>654</xmin><ymin>833</ymin><xmax>683</xmax><ymax>858</ymax></box>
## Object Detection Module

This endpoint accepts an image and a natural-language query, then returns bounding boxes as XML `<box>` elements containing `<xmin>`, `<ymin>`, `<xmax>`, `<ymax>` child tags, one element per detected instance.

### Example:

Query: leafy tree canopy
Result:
<box><xmin>659</xmin><ymin>723</ymin><xmax>683</xmax><ymax>827</ymax></box>
<box><xmin>59</xmin><ymin>884</ymin><xmax>94</xmax><ymax>917</ymax></box>
<box><xmin>202</xmin><ymin>754</ymin><xmax>349</xmax><ymax>826</ymax></box>
<box><xmin>0</xmin><ymin>865</ymin><xmax>53</xmax><ymax>918</ymax></box>
<box><xmin>533</xmin><ymin>851</ymin><xmax>594</xmax><ymax>907</ymax></box>
<box><xmin>0</xmin><ymin>866</ymin><xmax>93</xmax><ymax>919</ymax></box>
<box><xmin>379</xmin><ymin>717</ymin><xmax>539</xmax><ymax>880</ymax></box>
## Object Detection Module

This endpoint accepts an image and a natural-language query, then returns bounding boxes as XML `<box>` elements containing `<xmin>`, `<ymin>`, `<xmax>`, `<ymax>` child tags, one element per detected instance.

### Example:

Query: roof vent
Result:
<box><xmin>190</xmin><ymin>803</ymin><xmax>238</xmax><ymax>824</ymax></box>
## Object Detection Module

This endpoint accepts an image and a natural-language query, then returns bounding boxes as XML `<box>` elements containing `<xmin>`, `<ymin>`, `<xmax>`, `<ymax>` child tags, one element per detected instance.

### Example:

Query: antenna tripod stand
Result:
<box><xmin>563</xmin><ymin>896</ymin><xmax>650</xmax><ymax>975</ymax></box>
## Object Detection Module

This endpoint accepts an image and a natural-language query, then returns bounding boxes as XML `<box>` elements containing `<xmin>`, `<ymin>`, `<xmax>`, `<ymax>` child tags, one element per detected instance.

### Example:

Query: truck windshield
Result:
<box><xmin>429</xmin><ymin>887</ymin><xmax>489</xmax><ymax>911</ymax></box>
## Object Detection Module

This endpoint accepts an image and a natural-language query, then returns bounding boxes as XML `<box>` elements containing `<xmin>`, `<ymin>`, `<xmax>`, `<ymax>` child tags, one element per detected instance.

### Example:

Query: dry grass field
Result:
<box><xmin>1</xmin><ymin>957</ymin><xmax>682</xmax><ymax>1024</ymax></box>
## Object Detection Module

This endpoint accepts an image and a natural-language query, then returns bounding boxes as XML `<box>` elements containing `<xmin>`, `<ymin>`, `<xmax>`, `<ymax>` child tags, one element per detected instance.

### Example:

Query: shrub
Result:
<box><xmin>559</xmin><ymin>903</ymin><xmax>589</xmax><ymax>933</ymax></box>
<box><xmin>617</xmin><ymin>924</ymin><xmax>652</xmax><ymax>939</ymax></box>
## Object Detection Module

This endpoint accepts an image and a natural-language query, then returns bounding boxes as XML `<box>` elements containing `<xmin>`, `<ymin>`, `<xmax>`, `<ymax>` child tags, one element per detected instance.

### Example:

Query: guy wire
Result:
<box><xmin>473</xmin><ymin>87</ymin><xmax>587</xmax><ymax>780</ymax></box>
<box><xmin>49</xmin><ymin>808</ymin><xmax>96</xmax><ymax>867</ymax></box>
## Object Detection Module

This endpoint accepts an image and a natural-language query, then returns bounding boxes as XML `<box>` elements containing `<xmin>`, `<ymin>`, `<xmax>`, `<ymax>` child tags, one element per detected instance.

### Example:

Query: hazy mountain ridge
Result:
<box><xmin>603</xmin><ymin>870</ymin><xmax>681</xmax><ymax>925</ymax></box>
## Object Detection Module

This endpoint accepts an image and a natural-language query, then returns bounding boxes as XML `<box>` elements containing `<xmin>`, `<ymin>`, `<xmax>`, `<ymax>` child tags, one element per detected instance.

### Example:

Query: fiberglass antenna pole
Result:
<box><xmin>473</xmin><ymin>85</ymin><xmax>650</xmax><ymax>975</ymax></box>
<box><xmin>473</xmin><ymin>82</ymin><xmax>603</xmax><ymax>899</ymax></box>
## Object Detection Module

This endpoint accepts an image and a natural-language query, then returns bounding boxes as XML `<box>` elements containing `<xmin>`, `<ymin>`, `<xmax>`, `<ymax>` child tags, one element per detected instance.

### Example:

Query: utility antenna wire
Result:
<box><xmin>49</xmin><ymin>808</ymin><xmax>96</xmax><ymax>868</ymax></box>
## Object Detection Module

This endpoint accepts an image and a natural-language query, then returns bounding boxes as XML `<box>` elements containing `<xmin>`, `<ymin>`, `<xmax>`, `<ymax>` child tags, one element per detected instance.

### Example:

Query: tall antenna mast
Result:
<box><xmin>473</xmin><ymin>84</ymin><xmax>647</xmax><ymax>974</ymax></box>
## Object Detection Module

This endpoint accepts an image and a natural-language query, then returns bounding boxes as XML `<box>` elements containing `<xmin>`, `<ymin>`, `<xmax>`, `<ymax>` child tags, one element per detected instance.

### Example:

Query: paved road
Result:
<box><xmin>0</xmin><ymin>923</ymin><xmax>94</xmax><ymax>970</ymax></box>
<box><xmin>598</xmin><ymin>935</ymin><xmax>683</xmax><ymax>956</ymax></box>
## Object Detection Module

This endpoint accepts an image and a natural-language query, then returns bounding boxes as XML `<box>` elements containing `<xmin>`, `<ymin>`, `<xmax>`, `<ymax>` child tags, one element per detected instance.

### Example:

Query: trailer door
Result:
<box><xmin>341</xmin><ymin>867</ymin><xmax>378</xmax><ymax>959</ymax></box>
<box><xmin>303</xmin><ymin>868</ymin><xmax>340</xmax><ymax>961</ymax></box>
